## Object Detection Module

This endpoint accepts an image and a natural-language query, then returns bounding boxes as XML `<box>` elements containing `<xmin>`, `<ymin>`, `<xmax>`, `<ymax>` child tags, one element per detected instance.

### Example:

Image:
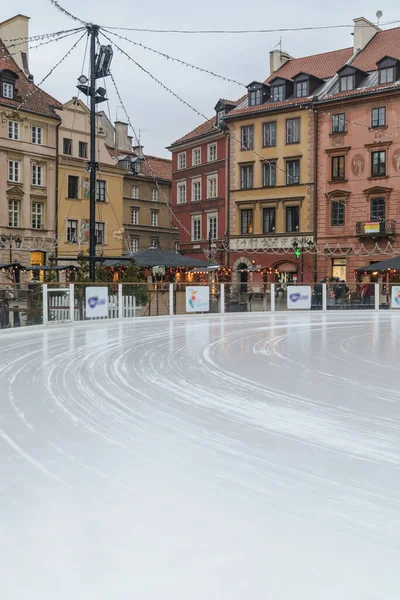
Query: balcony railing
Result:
<box><xmin>356</xmin><ymin>220</ymin><xmax>396</xmax><ymax>237</ymax></box>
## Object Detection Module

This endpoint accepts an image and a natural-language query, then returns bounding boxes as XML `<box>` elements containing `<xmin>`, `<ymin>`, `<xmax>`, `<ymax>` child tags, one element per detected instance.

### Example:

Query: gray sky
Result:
<box><xmin>3</xmin><ymin>0</ymin><xmax>399</xmax><ymax>157</ymax></box>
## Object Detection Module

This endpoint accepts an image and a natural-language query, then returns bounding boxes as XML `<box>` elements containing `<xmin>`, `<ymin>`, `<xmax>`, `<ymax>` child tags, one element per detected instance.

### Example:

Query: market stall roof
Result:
<box><xmin>102</xmin><ymin>248</ymin><xmax>217</xmax><ymax>268</ymax></box>
<box><xmin>0</xmin><ymin>262</ymin><xmax>22</xmax><ymax>270</ymax></box>
<box><xmin>26</xmin><ymin>265</ymin><xmax>77</xmax><ymax>272</ymax></box>
<box><xmin>357</xmin><ymin>256</ymin><xmax>400</xmax><ymax>272</ymax></box>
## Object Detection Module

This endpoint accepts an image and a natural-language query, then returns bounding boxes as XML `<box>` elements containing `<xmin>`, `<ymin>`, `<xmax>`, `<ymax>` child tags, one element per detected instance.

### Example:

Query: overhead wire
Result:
<box><xmin>45</xmin><ymin>0</ymin><xmax>88</xmax><ymax>26</ymax></box>
<box><xmin>5</xmin><ymin>28</ymin><xmax>86</xmax><ymax>60</ymax></box>
<box><xmin>102</xmin><ymin>29</ymin><xmax>246</xmax><ymax>87</ymax></box>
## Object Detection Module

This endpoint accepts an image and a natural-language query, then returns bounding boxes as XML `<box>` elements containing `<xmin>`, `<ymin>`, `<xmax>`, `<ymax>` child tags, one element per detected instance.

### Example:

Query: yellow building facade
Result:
<box><xmin>56</xmin><ymin>99</ymin><xmax>124</xmax><ymax>262</ymax></box>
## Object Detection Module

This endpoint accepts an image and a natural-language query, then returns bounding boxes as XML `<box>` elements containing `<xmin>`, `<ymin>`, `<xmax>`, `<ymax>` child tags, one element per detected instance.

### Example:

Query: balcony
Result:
<box><xmin>356</xmin><ymin>219</ymin><xmax>396</xmax><ymax>238</ymax></box>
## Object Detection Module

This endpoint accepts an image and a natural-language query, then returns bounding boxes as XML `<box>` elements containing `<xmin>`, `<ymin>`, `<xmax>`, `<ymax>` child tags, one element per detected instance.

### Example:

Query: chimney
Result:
<box><xmin>269</xmin><ymin>49</ymin><xmax>293</xmax><ymax>75</ymax></box>
<box><xmin>0</xmin><ymin>14</ymin><xmax>30</xmax><ymax>74</ymax></box>
<box><xmin>353</xmin><ymin>17</ymin><xmax>380</xmax><ymax>52</ymax></box>
<box><xmin>114</xmin><ymin>121</ymin><xmax>131</xmax><ymax>152</ymax></box>
<box><xmin>132</xmin><ymin>145</ymin><xmax>144</xmax><ymax>159</ymax></box>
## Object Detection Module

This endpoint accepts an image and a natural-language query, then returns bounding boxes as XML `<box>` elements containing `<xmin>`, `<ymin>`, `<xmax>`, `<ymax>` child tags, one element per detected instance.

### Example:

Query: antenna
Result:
<box><xmin>376</xmin><ymin>10</ymin><xmax>383</xmax><ymax>25</ymax></box>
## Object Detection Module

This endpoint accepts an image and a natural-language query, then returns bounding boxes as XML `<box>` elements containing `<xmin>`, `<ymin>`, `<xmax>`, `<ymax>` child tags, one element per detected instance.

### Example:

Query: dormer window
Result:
<box><xmin>294</xmin><ymin>81</ymin><xmax>308</xmax><ymax>98</ymax></box>
<box><xmin>3</xmin><ymin>82</ymin><xmax>13</xmax><ymax>99</ymax></box>
<box><xmin>133</xmin><ymin>161</ymin><xmax>141</xmax><ymax>174</ymax></box>
<box><xmin>249</xmin><ymin>89</ymin><xmax>262</xmax><ymax>106</ymax></box>
<box><xmin>337</xmin><ymin>65</ymin><xmax>366</xmax><ymax>93</ymax></box>
<box><xmin>216</xmin><ymin>109</ymin><xmax>225</xmax><ymax>126</ymax></box>
<box><xmin>271</xmin><ymin>85</ymin><xmax>285</xmax><ymax>102</ymax></box>
<box><xmin>214</xmin><ymin>99</ymin><xmax>236</xmax><ymax>128</ymax></box>
<box><xmin>376</xmin><ymin>57</ymin><xmax>399</xmax><ymax>85</ymax></box>
<box><xmin>340</xmin><ymin>75</ymin><xmax>354</xmax><ymax>92</ymax></box>
<box><xmin>379</xmin><ymin>67</ymin><xmax>394</xmax><ymax>84</ymax></box>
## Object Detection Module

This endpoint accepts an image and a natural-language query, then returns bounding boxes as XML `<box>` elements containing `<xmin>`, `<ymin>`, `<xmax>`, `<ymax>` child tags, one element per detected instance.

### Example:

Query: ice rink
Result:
<box><xmin>0</xmin><ymin>312</ymin><xmax>399</xmax><ymax>599</ymax></box>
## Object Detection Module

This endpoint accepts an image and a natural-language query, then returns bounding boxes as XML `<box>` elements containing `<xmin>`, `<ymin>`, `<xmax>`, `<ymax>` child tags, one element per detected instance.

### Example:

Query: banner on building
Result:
<box><xmin>186</xmin><ymin>286</ymin><xmax>210</xmax><ymax>312</ymax></box>
<box><xmin>287</xmin><ymin>286</ymin><xmax>312</xmax><ymax>309</ymax></box>
<box><xmin>80</xmin><ymin>219</ymin><xmax>90</xmax><ymax>243</ymax></box>
<box><xmin>391</xmin><ymin>286</ymin><xmax>400</xmax><ymax>308</ymax></box>
<box><xmin>364</xmin><ymin>222</ymin><xmax>381</xmax><ymax>234</ymax></box>
<box><xmin>85</xmin><ymin>287</ymin><xmax>108</xmax><ymax>318</ymax></box>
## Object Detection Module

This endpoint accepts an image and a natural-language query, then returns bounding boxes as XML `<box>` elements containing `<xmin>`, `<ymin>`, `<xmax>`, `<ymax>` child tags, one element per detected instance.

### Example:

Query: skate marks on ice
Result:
<box><xmin>0</xmin><ymin>312</ymin><xmax>399</xmax><ymax>599</ymax></box>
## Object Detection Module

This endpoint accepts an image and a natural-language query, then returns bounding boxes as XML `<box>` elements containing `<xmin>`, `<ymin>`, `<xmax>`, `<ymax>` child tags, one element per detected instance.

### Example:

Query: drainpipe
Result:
<box><xmin>55</xmin><ymin>119</ymin><xmax>61</xmax><ymax>263</ymax></box>
<box><xmin>226</xmin><ymin>132</ymin><xmax>231</xmax><ymax>268</ymax></box>
<box><xmin>313</xmin><ymin>99</ymin><xmax>318</xmax><ymax>283</ymax></box>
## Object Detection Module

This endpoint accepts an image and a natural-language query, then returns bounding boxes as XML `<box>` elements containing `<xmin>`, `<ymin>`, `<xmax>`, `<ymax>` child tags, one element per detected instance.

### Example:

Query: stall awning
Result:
<box><xmin>357</xmin><ymin>256</ymin><xmax>400</xmax><ymax>272</ymax></box>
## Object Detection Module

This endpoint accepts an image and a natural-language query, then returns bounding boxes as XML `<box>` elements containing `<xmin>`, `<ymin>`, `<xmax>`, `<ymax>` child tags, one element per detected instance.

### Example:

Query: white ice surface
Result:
<box><xmin>0</xmin><ymin>312</ymin><xmax>399</xmax><ymax>599</ymax></box>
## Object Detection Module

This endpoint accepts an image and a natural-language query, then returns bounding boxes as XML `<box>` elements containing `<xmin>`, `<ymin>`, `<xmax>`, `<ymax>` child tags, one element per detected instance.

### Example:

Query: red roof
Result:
<box><xmin>171</xmin><ymin>116</ymin><xmax>218</xmax><ymax>146</ymax></box>
<box><xmin>141</xmin><ymin>155</ymin><xmax>172</xmax><ymax>181</ymax></box>
<box><xmin>352</xmin><ymin>26</ymin><xmax>400</xmax><ymax>71</ymax></box>
<box><xmin>322</xmin><ymin>80</ymin><xmax>400</xmax><ymax>102</ymax></box>
<box><xmin>264</xmin><ymin>47</ymin><xmax>353</xmax><ymax>83</ymax></box>
<box><xmin>0</xmin><ymin>40</ymin><xmax>61</xmax><ymax>118</ymax></box>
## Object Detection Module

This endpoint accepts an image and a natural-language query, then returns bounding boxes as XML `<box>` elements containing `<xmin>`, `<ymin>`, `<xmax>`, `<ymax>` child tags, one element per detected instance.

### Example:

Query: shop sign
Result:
<box><xmin>287</xmin><ymin>286</ymin><xmax>311</xmax><ymax>309</ymax></box>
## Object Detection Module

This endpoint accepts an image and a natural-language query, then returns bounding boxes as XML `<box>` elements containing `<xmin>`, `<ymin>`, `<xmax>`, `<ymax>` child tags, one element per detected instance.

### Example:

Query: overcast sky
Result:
<box><xmin>3</xmin><ymin>0</ymin><xmax>399</xmax><ymax>157</ymax></box>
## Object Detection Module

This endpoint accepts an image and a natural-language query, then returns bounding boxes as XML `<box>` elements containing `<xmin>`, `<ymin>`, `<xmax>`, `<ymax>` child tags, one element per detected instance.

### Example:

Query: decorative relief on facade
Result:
<box><xmin>351</xmin><ymin>154</ymin><xmax>365</xmax><ymax>176</ymax></box>
<box><xmin>392</xmin><ymin>151</ymin><xmax>400</xmax><ymax>172</ymax></box>
<box><xmin>231</xmin><ymin>236</ymin><xmax>314</xmax><ymax>251</ymax></box>
<box><xmin>332</xmin><ymin>136</ymin><xmax>344</xmax><ymax>147</ymax></box>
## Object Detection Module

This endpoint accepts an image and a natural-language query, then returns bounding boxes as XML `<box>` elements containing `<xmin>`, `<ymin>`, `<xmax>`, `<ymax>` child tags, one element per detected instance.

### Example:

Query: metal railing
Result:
<box><xmin>356</xmin><ymin>220</ymin><xmax>396</xmax><ymax>236</ymax></box>
<box><xmin>1</xmin><ymin>282</ymin><xmax>399</xmax><ymax>329</ymax></box>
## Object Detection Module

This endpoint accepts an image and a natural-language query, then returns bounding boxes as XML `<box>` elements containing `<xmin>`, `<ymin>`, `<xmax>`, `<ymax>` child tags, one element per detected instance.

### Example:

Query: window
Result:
<box><xmin>95</xmin><ymin>222</ymin><xmax>105</xmax><ymax>245</ymax></box>
<box><xmin>286</xmin><ymin>206</ymin><xmax>300</xmax><ymax>232</ymax></box>
<box><xmin>132</xmin><ymin>185</ymin><xmax>139</xmax><ymax>199</ymax></box>
<box><xmin>32</xmin><ymin>165</ymin><xmax>43</xmax><ymax>186</ymax></box>
<box><xmin>339</xmin><ymin>75</ymin><xmax>354</xmax><ymax>92</ymax></box>
<box><xmin>192</xmin><ymin>148</ymin><xmax>201</xmax><ymax>166</ymax></box>
<box><xmin>249</xmin><ymin>89</ymin><xmax>262</xmax><ymax>106</ymax></box>
<box><xmin>331</xmin><ymin>200</ymin><xmax>345</xmax><ymax>226</ymax></box>
<box><xmin>151</xmin><ymin>238</ymin><xmax>159</xmax><ymax>248</ymax></box>
<box><xmin>175</xmin><ymin>241</ymin><xmax>179</xmax><ymax>253</ymax></box>
<box><xmin>8</xmin><ymin>121</ymin><xmax>19</xmax><ymax>140</ymax></box>
<box><xmin>192</xmin><ymin>178</ymin><xmax>201</xmax><ymax>202</ymax></box>
<box><xmin>130</xmin><ymin>238</ymin><xmax>139</xmax><ymax>253</ymax></box>
<box><xmin>372</xmin><ymin>107</ymin><xmax>386</xmax><ymax>128</ymax></box>
<box><xmin>371</xmin><ymin>151</ymin><xmax>386</xmax><ymax>177</ymax></box>
<box><xmin>8</xmin><ymin>160</ymin><xmax>20</xmax><ymax>183</ymax></box>
<box><xmin>8</xmin><ymin>200</ymin><xmax>19</xmax><ymax>228</ymax></box>
<box><xmin>332</xmin><ymin>258</ymin><xmax>346</xmax><ymax>280</ymax></box>
<box><xmin>32</xmin><ymin>126</ymin><xmax>43</xmax><ymax>145</ymax></box>
<box><xmin>263</xmin><ymin>162</ymin><xmax>276</xmax><ymax>187</ymax></box>
<box><xmin>207</xmin><ymin>174</ymin><xmax>218</xmax><ymax>198</ymax></box>
<box><xmin>131</xmin><ymin>208</ymin><xmax>139</xmax><ymax>225</ymax></box>
<box><xmin>133</xmin><ymin>161</ymin><xmax>141</xmax><ymax>174</ymax></box>
<box><xmin>294</xmin><ymin>81</ymin><xmax>308</xmax><ymax>98</ymax></box>
<box><xmin>379</xmin><ymin>67</ymin><xmax>394</xmax><ymax>84</ymax></box>
<box><xmin>370</xmin><ymin>197</ymin><xmax>385</xmax><ymax>221</ymax></box>
<box><xmin>3</xmin><ymin>82</ymin><xmax>13</xmax><ymax>98</ymax></box>
<box><xmin>331</xmin><ymin>156</ymin><xmax>345</xmax><ymax>181</ymax></box>
<box><xmin>151</xmin><ymin>210</ymin><xmax>158</xmax><ymax>227</ymax></box>
<box><xmin>67</xmin><ymin>219</ymin><xmax>78</xmax><ymax>243</ymax></box>
<box><xmin>263</xmin><ymin>207</ymin><xmax>276</xmax><ymax>233</ymax></box>
<box><xmin>271</xmin><ymin>85</ymin><xmax>284</xmax><ymax>102</ymax></box>
<box><xmin>286</xmin><ymin>159</ymin><xmax>300</xmax><ymax>185</ymax></box>
<box><xmin>217</xmin><ymin>109</ymin><xmax>226</xmax><ymax>126</ymax></box>
<box><xmin>263</xmin><ymin>122</ymin><xmax>276</xmax><ymax>147</ymax></box>
<box><xmin>67</xmin><ymin>175</ymin><xmax>79</xmax><ymax>199</ymax></box>
<box><xmin>240</xmin><ymin>165</ymin><xmax>253</xmax><ymax>189</ymax></box>
<box><xmin>177</xmin><ymin>182</ymin><xmax>186</xmax><ymax>204</ymax></box>
<box><xmin>286</xmin><ymin>118</ymin><xmax>300</xmax><ymax>144</ymax></box>
<box><xmin>95</xmin><ymin>180</ymin><xmax>106</xmax><ymax>202</ymax></box>
<box><xmin>152</xmin><ymin>189</ymin><xmax>158</xmax><ymax>202</ymax></box>
<box><xmin>241</xmin><ymin>125</ymin><xmax>254</xmax><ymax>150</ymax></box>
<box><xmin>240</xmin><ymin>209</ymin><xmax>253</xmax><ymax>234</ymax></box>
<box><xmin>208</xmin><ymin>143</ymin><xmax>217</xmax><ymax>162</ymax></box>
<box><xmin>32</xmin><ymin>202</ymin><xmax>43</xmax><ymax>229</ymax></box>
<box><xmin>332</xmin><ymin>113</ymin><xmax>345</xmax><ymax>133</ymax></box>
<box><xmin>192</xmin><ymin>215</ymin><xmax>201</xmax><ymax>241</ymax></box>
<box><xmin>79</xmin><ymin>141</ymin><xmax>88</xmax><ymax>158</ymax></box>
<box><xmin>178</xmin><ymin>152</ymin><xmax>186</xmax><ymax>169</ymax></box>
<box><xmin>63</xmin><ymin>138</ymin><xmax>72</xmax><ymax>155</ymax></box>
<box><xmin>207</xmin><ymin>213</ymin><xmax>218</xmax><ymax>240</ymax></box>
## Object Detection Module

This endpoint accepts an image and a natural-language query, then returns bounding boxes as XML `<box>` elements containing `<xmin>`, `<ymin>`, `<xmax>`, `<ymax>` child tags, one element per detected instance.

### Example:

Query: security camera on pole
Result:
<box><xmin>77</xmin><ymin>26</ymin><xmax>113</xmax><ymax>281</ymax></box>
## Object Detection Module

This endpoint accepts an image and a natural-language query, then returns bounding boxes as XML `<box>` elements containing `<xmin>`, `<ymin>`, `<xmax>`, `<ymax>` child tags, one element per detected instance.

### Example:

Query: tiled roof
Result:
<box><xmin>264</xmin><ymin>47</ymin><xmax>354</xmax><ymax>83</ymax></box>
<box><xmin>171</xmin><ymin>116</ymin><xmax>218</xmax><ymax>146</ymax></box>
<box><xmin>0</xmin><ymin>40</ymin><xmax>61</xmax><ymax>118</ymax></box>
<box><xmin>108</xmin><ymin>146</ymin><xmax>172</xmax><ymax>181</ymax></box>
<box><xmin>321</xmin><ymin>79</ymin><xmax>400</xmax><ymax>102</ymax></box>
<box><xmin>352</xmin><ymin>26</ymin><xmax>400</xmax><ymax>71</ymax></box>
<box><xmin>141</xmin><ymin>155</ymin><xmax>172</xmax><ymax>181</ymax></box>
<box><xmin>226</xmin><ymin>96</ymin><xmax>312</xmax><ymax>118</ymax></box>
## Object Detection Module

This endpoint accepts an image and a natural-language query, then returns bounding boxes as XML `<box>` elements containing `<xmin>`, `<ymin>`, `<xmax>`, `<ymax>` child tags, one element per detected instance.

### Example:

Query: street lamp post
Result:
<box><xmin>0</xmin><ymin>234</ymin><xmax>22</xmax><ymax>280</ymax></box>
<box><xmin>292</xmin><ymin>237</ymin><xmax>314</xmax><ymax>283</ymax></box>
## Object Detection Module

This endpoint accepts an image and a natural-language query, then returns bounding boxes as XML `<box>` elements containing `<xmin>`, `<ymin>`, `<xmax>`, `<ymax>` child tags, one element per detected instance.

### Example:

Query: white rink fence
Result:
<box><xmin>0</xmin><ymin>281</ymin><xmax>399</xmax><ymax>328</ymax></box>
